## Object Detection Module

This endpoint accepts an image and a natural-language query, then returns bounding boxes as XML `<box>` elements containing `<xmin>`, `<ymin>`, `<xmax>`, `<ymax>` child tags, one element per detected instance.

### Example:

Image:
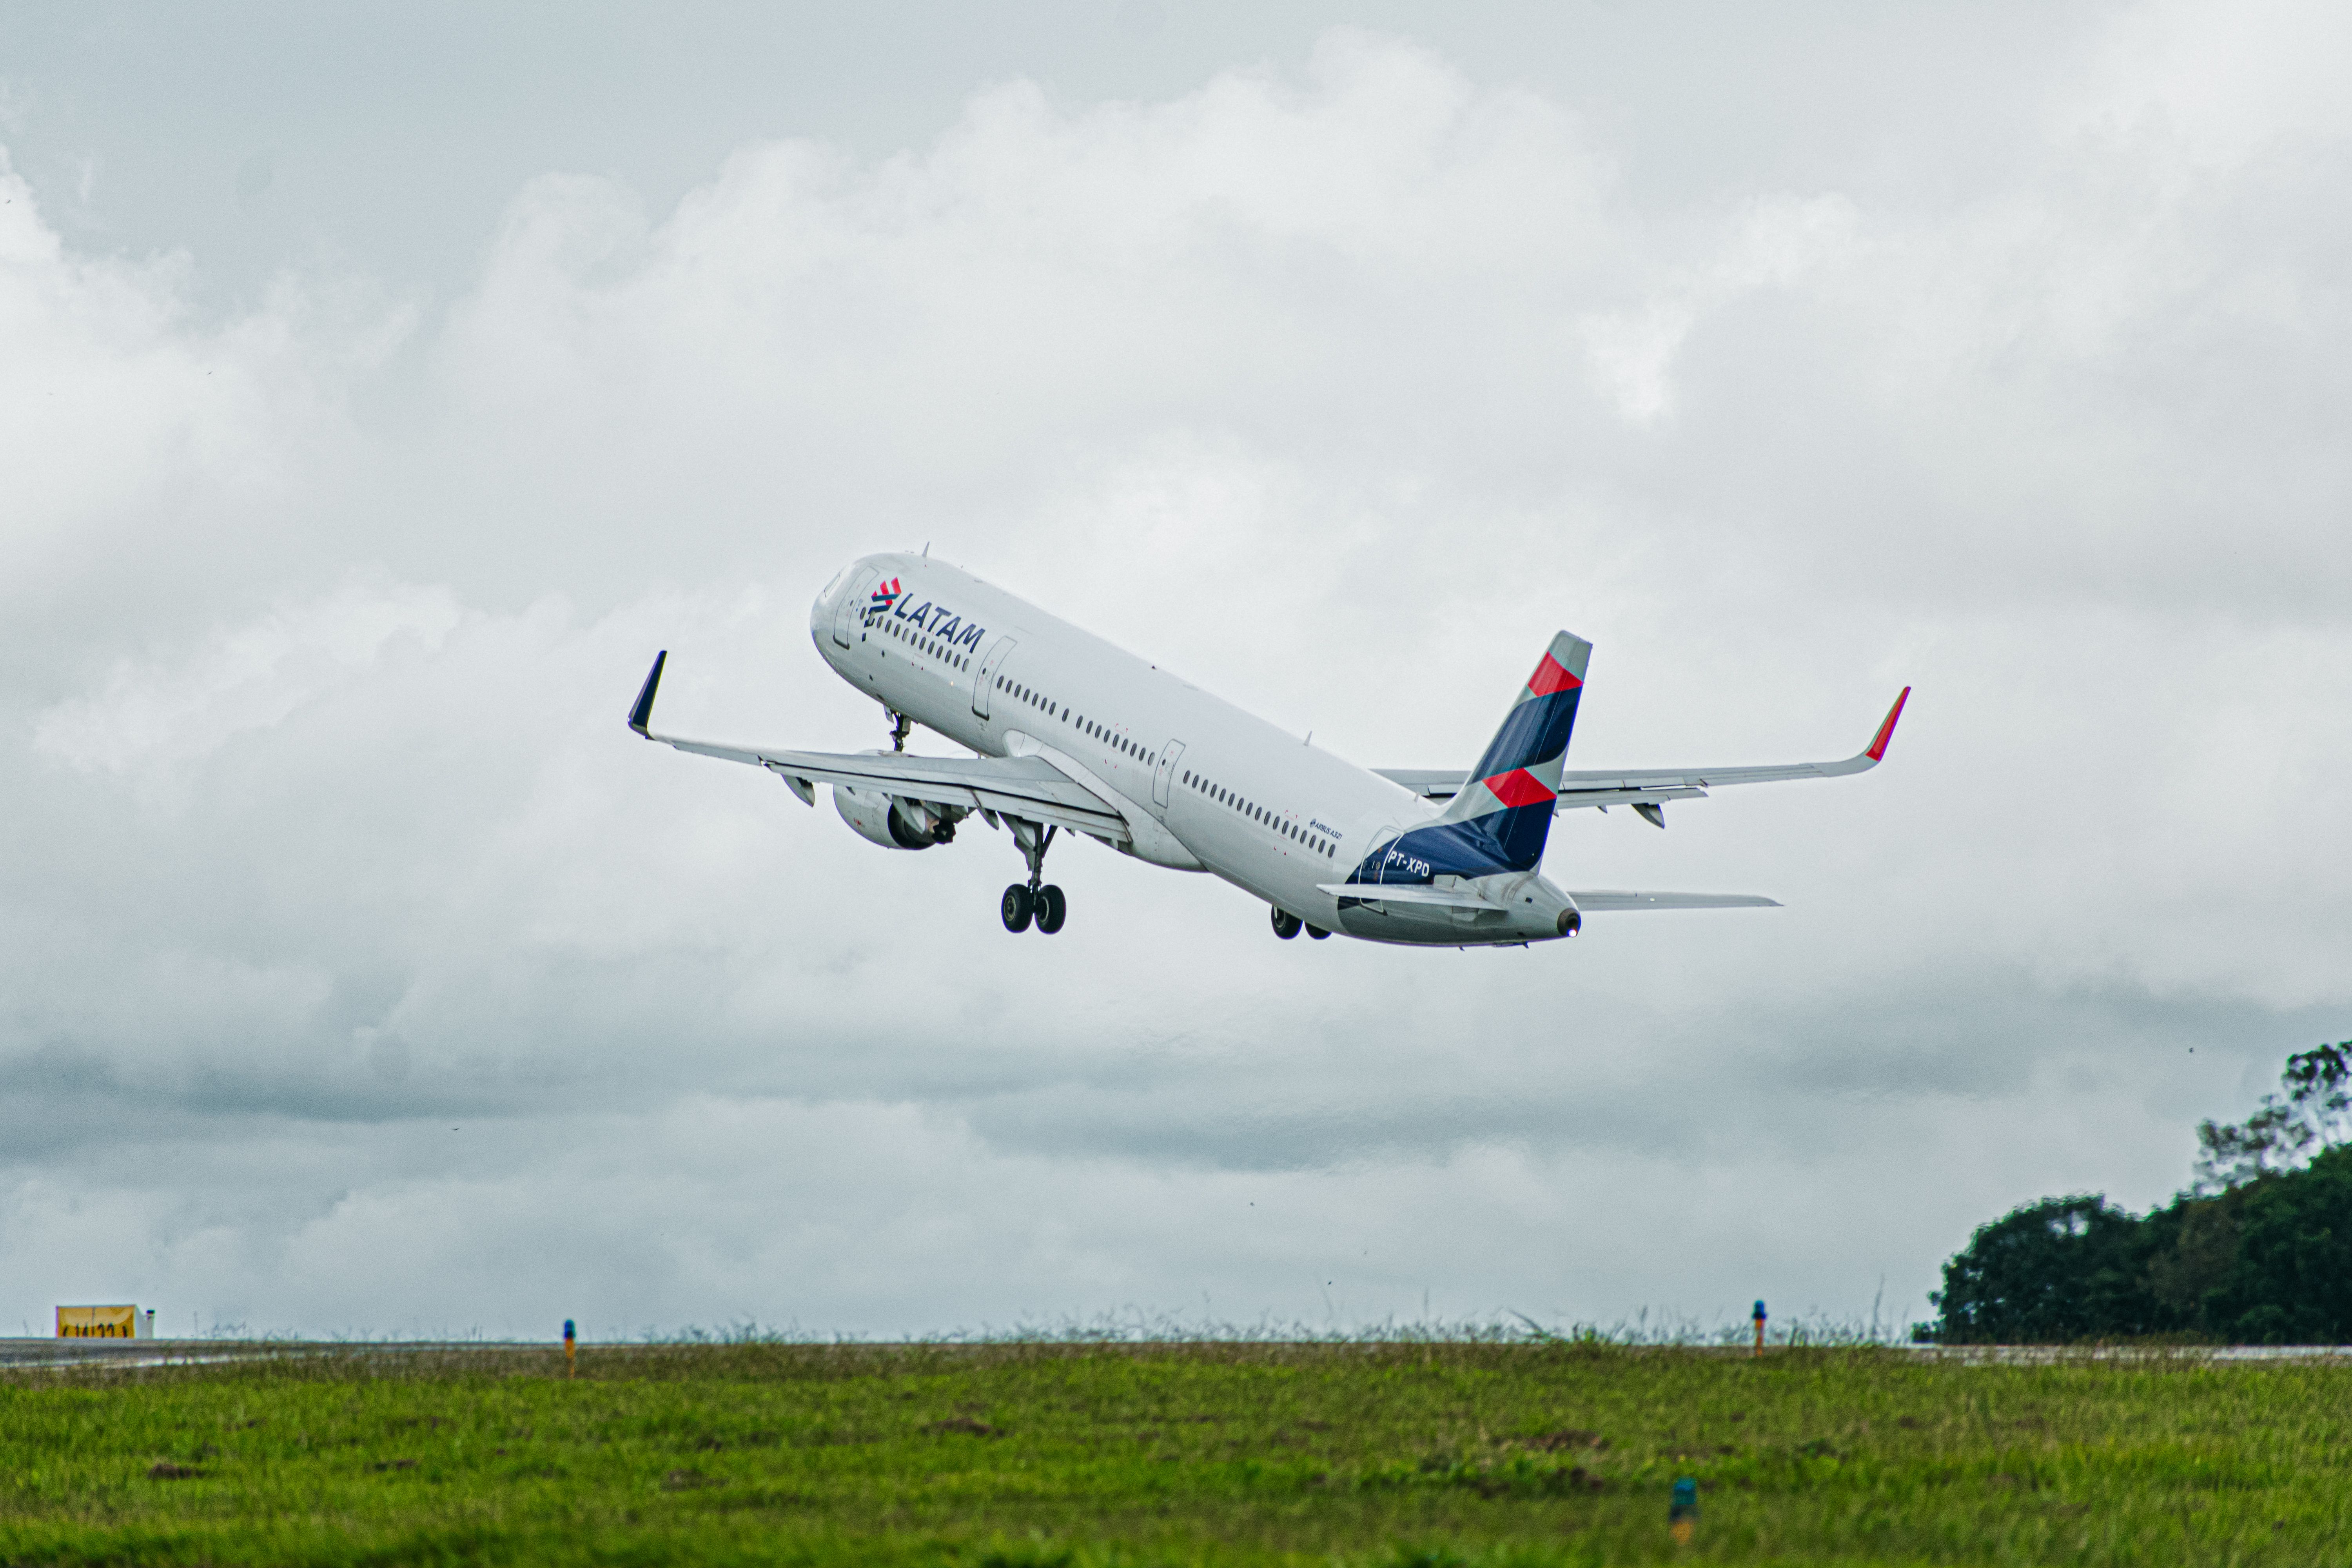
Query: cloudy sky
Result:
<box><xmin>4</xmin><ymin>0</ymin><xmax>2348</xmax><ymax>1340</ymax></box>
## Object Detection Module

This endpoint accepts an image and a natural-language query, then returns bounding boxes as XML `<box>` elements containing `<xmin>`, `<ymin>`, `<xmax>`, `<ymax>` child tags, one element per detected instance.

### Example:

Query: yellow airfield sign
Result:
<box><xmin>56</xmin><ymin>1305</ymin><xmax>138</xmax><ymax>1339</ymax></box>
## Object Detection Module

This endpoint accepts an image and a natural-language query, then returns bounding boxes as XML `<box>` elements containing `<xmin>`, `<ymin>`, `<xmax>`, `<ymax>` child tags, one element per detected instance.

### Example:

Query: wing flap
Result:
<box><xmin>757</xmin><ymin>748</ymin><xmax>1131</xmax><ymax>841</ymax></box>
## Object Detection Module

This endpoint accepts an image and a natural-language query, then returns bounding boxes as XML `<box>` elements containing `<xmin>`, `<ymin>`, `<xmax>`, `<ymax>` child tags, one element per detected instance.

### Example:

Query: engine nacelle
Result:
<box><xmin>833</xmin><ymin>784</ymin><xmax>957</xmax><ymax>851</ymax></box>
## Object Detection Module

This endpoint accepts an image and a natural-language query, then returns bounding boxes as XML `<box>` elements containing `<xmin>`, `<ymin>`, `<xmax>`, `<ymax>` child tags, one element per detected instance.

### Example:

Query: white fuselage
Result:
<box><xmin>808</xmin><ymin>553</ymin><xmax>1576</xmax><ymax>946</ymax></box>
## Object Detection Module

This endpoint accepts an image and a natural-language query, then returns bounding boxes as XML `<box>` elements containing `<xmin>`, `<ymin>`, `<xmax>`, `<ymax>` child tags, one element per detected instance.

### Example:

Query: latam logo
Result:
<box><xmin>864</xmin><ymin>580</ymin><xmax>988</xmax><ymax>651</ymax></box>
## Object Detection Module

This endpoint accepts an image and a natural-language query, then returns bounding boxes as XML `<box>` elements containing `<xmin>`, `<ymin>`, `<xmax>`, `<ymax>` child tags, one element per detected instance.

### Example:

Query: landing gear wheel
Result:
<box><xmin>1034</xmin><ymin>884</ymin><xmax>1067</xmax><ymax>935</ymax></box>
<box><xmin>1305</xmin><ymin>924</ymin><xmax>1329</xmax><ymax>940</ymax></box>
<box><xmin>1271</xmin><ymin>908</ymin><xmax>1303</xmax><ymax>940</ymax></box>
<box><xmin>1001</xmin><ymin>884</ymin><xmax>1034</xmax><ymax>933</ymax></box>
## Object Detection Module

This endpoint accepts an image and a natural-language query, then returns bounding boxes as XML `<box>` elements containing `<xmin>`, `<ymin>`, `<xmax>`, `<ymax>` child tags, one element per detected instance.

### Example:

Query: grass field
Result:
<box><xmin>2</xmin><ymin>1339</ymin><xmax>2345</xmax><ymax>1565</ymax></box>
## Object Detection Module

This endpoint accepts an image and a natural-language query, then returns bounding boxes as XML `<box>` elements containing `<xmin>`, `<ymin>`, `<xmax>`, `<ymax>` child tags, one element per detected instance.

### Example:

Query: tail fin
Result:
<box><xmin>1354</xmin><ymin>632</ymin><xmax>1589</xmax><ymax>886</ymax></box>
<box><xmin>1436</xmin><ymin>631</ymin><xmax>1590</xmax><ymax>866</ymax></box>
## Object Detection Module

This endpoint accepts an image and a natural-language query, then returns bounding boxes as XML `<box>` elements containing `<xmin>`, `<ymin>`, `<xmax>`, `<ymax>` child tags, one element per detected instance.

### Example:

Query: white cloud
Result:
<box><xmin>1579</xmin><ymin>192</ymin><xmax>1862</xmax><ymax>423</ymax></box>
<box><xmin>33</xmin><ymin>581</ymin><xmax>460</xmax><ymax>778</ymax></box>
<box><xmin>2071</xmin><ymin>0</ymin><xmax>2352</xmax><ymax>164</ymax></box>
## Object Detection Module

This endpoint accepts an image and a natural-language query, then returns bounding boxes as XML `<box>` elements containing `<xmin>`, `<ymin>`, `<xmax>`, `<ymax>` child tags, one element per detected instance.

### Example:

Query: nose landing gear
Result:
<box><xmin>1001</xmin><ymin>817</ymin><xmax>1067</xmax><ymax>935</ymax></box>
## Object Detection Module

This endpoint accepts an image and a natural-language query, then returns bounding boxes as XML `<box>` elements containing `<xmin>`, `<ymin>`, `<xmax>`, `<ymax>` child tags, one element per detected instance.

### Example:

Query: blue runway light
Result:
<box><xmin>1670</xmin><ymin>1476</ymin><xmax>1698</xmax><ymax>1543</ymax></box>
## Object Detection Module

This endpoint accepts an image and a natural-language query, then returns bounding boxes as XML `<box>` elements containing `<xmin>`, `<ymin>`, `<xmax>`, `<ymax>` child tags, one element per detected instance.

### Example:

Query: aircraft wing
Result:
<box><xmin>623</xmin><ymin>652</ymin><xmax>1132</xmax><ymax>842</ymax></box>
<box><xmin>1377</xmin><ymin>687</ymin><xmax>1909</xmax><ymax>815</ymax></box>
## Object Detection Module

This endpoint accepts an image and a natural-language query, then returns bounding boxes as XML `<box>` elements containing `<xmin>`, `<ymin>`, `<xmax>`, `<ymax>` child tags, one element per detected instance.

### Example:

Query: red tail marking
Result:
<box><xmin>1866</xmin><ymin>686</ymin><xmax>1911</xmax><ymax>762</ymax></box>
<box><xmin>1526</xmin><ymin>652</ymin><xmax>1583</xmax><ymax>697</ymax></box>
<box><xmin>1482</xmin><ymin>768</ymin><xmax>1557</xmax><ymax>809</ymax></box>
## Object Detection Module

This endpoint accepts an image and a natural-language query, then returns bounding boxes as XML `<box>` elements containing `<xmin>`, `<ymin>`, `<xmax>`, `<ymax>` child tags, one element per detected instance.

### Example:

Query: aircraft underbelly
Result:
<box><xmin>1334</xmin><ymin>899</ymin><xmax>1517</xmax><ymax>946</ymax></box>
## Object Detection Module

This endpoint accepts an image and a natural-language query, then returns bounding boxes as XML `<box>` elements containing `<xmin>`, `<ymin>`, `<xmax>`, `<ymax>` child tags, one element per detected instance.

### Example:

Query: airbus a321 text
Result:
<box><xmin>626</xmin><ymin>553</ymin><xmax>1908</xmax><ymax>947</ymax></box>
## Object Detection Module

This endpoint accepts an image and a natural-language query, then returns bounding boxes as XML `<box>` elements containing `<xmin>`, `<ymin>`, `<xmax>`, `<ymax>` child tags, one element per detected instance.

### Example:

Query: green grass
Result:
<box><xmin>2</xmin><ymin>1340</ymin><xmax>2346</xmax><ymax>1565</ymax></box>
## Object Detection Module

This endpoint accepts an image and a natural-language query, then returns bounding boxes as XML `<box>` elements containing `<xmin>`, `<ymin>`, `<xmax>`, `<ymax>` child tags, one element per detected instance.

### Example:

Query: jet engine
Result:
<box><xmin>833</xmin><ymin>784</ymin><xmax>959</xmax><ymax>850</ymax></box>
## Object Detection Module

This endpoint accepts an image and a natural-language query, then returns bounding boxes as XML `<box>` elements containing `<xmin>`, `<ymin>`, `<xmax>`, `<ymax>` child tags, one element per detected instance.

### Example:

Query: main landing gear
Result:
<box><xmin>1270</xmin><ymin>908</ymin><xmax>1330</xmax><ymax>940</ymax></box>
<box><xmin>885</xmin><ymin>708</ymin><xmax>912</xmax><ymax>752</ymax></box>
<box><xmin>1001</xmin><ymin>818</ymin><xmax>1067</xmax><ymax>935</ymax></box>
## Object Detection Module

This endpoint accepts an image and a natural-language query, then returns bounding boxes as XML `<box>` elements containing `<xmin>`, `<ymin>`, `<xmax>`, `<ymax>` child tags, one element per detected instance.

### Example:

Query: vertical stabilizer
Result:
<box><xmin>1351</xmin><ymin>632</ymin><xmax>1590</xmax><ymax>885</ymax></box>
<box><xmin>1437</xmin><ymin>630</ymin><xmax>1590</xmax><ymax>865</ymax></box>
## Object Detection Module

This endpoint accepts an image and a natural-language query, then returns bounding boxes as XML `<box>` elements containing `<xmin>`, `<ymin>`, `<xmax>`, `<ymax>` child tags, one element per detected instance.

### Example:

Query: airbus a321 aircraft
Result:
<box><xmin>627</xmin><ymin>552</ymin><xmax>1907</xmax><ymax>946</ymax></box>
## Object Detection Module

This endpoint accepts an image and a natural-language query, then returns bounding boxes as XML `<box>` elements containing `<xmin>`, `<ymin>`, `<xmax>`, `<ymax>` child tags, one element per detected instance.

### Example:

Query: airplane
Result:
<box><xmin>626</xmin><ymin>552</ymin><xmax>1907</xmax><ymax>947</ymax></box>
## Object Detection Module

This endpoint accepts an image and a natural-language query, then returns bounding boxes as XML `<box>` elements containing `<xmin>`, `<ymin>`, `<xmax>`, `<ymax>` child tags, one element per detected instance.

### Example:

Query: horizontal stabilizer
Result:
<box><xmin>1566</xmin><ymin>890</ymin><xmax>1781</xmax><ymax>912</ymax></box>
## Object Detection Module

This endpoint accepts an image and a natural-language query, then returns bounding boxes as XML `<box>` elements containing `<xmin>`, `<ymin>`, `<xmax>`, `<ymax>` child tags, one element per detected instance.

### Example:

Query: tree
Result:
<box><xmin>1928</xmin><ymin>1195</ymin><xmax>2162</xmax><ymax>1343</ymax></box>
<box><xmin>2192</xmin><ymin>1042</ymin><xmax>2352</xmax><ymax>1192</ymax></box>
<box><xmin>1927</xmin><ymin>1043</ymin><xmax>2352</xmax><ymax>1344</ymax></box>
<box><xmin>2189</xmin><ymin>1145</ymin><xmax>2352</xmax><ymax>1343</ymax></box>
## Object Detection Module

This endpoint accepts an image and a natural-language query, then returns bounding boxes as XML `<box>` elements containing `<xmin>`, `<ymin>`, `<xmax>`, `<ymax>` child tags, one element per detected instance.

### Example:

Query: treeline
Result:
<box><xmin>1927</xmin><ymin>1043</ymin><xmax>2352</xmax><ymax>1344</ymax></box>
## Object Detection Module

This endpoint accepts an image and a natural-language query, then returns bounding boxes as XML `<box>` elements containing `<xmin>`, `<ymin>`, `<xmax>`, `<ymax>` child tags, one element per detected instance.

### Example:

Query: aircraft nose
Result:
<box><xmin>810</xmin><ymin>565</ymin><xmax>852</xmax><ymax>635</ymax></box>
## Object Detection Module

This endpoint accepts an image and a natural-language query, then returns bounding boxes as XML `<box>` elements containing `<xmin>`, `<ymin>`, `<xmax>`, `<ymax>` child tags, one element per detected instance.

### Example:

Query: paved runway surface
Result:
<box><xmin>0</xmin><ymin>1338</ymin><xmax>542</xmax><ymax>1371</ymax></box>
<box><xmin>4</xmin><ymin>1338</ymin><xmax>2351</xmax><ymax>1372</ymax></box>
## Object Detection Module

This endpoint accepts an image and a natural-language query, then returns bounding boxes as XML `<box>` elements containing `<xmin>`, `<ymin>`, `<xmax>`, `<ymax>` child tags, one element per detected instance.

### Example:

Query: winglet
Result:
<box><xmin>628</xmin><ymin>651</ymin><xmax>668</xmax><ymax>736</ymax></box>
<box><xmin>1864</xmin><ymin>686</ymin><xmax>1910</xmax><ymax>763</ymax></box>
